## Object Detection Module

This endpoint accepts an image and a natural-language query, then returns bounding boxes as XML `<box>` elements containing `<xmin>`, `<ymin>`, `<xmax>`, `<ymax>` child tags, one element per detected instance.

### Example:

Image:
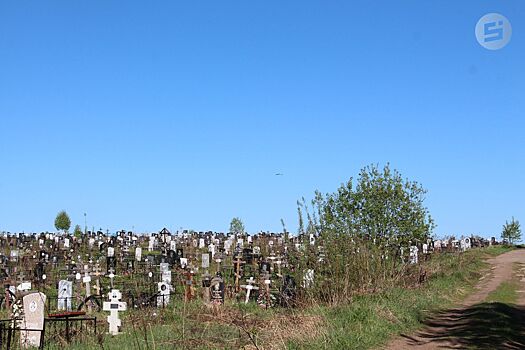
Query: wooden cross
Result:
<box><xmin>233</xmin><ymin>256</ymin><xmax>245</xmax><ymax>293</ymax></box>
<box><xmin>92</xmin><ymin>264</ymin><xmax>102</xmax><ymax>296</ymax></box>
<box><xmin>184</xmin><ymin>270</ymin><xmax>195</xmax><ymax>302</ymax></box>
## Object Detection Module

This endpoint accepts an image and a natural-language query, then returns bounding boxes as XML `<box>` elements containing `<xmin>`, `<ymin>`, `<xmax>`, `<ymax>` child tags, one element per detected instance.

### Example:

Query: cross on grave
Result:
<box><xmin>233</xmin><ymin>256</ymin><xmax>245</xmax><ymax>293</ymax></box>
<box><xmin>103</xmin><ymin>289</ymin><xmax>127</xmax><ymax>335</ymax></box>
<box><xmin>92</xmin><ymin>264</ymin><xmax>102</xmax><ymax>296</ymax></box>
<box><xmin>83</xmin><ymin>265</ymin><xmax>92</xmax><ymax>309</ymax></box>
<box><xmin>240</xmin><ymin>277</ymin><xmax>259</xmax><ymax>304</ymax></box>
<box><xmin>184</xmin><ymin>270</ymin><xmax>195</xmax><ymax>302</ymax></box>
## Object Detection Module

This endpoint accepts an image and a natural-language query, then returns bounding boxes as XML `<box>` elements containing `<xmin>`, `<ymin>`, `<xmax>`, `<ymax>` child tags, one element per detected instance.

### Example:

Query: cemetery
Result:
<box><xmin>0</xmin><ymin>224</ymin><xmax>499</xmax><ymax>349</ymax></box>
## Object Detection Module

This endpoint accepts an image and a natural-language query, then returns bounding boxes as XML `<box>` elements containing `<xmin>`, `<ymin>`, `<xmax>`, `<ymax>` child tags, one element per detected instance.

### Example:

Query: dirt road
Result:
<box><xmin>385</xmin><ymin>249</ymin><xmax>525</xmax><ymax>349</ymax></box>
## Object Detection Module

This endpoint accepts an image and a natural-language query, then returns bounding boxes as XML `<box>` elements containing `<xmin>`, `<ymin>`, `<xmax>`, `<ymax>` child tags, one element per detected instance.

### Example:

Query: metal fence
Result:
<box><xmin>0</xmin><ymin>316</ymin><xmax>96</xmax><ymax>350</ymax></box>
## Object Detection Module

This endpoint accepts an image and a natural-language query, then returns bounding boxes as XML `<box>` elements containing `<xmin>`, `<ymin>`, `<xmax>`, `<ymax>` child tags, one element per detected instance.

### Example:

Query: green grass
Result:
<box><xmin>287</xmin><ymin>246</ymin><xmax>513</xmax><ymax>350</ymax></box>
<box><xmin>485</xmin><ymin>280</ymin><xmax>519</xmax><ymax>304</ymax></box>
<box><xmin>485</xmin><ymin>261</ymin><xmax>522</xmax><ymax>305</ymax></box>
<box><xmin>37</xmin><ymin>246</ymin><xmax>514</xmax><ymax>350</ymax></box>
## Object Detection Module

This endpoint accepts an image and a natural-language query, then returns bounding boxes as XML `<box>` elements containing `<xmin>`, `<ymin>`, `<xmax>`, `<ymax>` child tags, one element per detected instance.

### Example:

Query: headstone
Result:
<box><xmin>135</xmin><ymin>247</ymin><xmax>142</xmax><ymax>262</ymax></box>
<box><xmin>180</xmin><ymin>258</ymin><xmax>188</xmax><ymax>269</ymax></box>
<box><xmin>201</xmin><ymin>253</ymin><xmax>210</xmax><ymax>269</ymax></box>
<box><xmin>409</xmin><ymin>246</ymin><xmax>418</xmax><ymax>264</ymax></box>
<box><xmin>58</xmin><ymin>280</ymin><xmax>73</xmax><ymax>311</ymax></box>
<box><xmin>21</xmin><ymin>292</ymin><xmax>46</xmax><ymax>348</ymax></box>
<box><xmin>157</xmin><ymin>281</ymin><xmax>170</xmax><ymax>307</ymax></box>
<box><xmin>160</xmin><ymin>263</ymin><xmax>172</xmax><ymax>284</ymax></box>
<box><xmin>303</xmin><ymin>269</ymin><xmax>314</xmax><ymax>288</ymax></box>
<box><xmin>210</xmin><ymin>273</ymin><xmax>225</xmax><ymax>305</ymax></box>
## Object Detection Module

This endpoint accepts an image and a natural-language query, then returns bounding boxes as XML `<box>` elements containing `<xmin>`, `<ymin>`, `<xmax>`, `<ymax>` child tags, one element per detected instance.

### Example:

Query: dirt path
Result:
<box><xmin>384</xmin><ymin>249</ymin><xmax>525</xmax><ymax>349</ymax></box>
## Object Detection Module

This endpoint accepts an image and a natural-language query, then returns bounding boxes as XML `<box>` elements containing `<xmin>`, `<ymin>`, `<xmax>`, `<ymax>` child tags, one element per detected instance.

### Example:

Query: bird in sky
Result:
<box><xmin>275</xmin><ymin>173</ymin><xmax>283</xmax><ymax>176</ymax></box>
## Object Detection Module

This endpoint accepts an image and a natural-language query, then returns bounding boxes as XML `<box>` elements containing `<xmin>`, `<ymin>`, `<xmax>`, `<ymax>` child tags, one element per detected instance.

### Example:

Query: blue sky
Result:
<box><xmin>0</xmin><ymin>1</ymin><xmax>523</xmax><ymax>238</ymax></box>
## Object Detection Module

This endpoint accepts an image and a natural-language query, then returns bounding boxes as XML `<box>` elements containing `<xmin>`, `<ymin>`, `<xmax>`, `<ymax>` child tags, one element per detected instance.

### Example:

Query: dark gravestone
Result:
<box><xmin>210</xmin><ymin>273</ymin><xmax>225</xmax><ymax>305</ymax></box>
<box><xmin>167</xmin><ymin>250</ymin><xmax>178</xmax><ymax>266</ymax></box>
<box><xmin>259</xmin><ymin>262</ymin><xmax>271</xmax><ymax>274</ymax></box>
<box><xmin>242</xmin><ymin>248</ymin><xmax>253</xmax><ymax>264</ymax></box>
<box><xmin>106</xmin><ymin>256</ymin><xmax>117</xmax><ymax>274</ymax></box>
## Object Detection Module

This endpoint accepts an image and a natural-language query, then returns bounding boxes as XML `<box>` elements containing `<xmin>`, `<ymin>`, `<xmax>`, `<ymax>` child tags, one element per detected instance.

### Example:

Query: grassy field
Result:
<box><xmin>37</xmin><ymin>246</ymin><xmax>514</xmax><ymax>350</ymax></box>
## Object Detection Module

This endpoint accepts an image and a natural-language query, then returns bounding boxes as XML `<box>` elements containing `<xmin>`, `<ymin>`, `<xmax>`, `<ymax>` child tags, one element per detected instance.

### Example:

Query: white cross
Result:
<box><xmin>240</xmin><ymin>277</ymin><xmax>259</xmax><ymax>304</ymax></box>
<box><xmin>103</xmin><ymin>289</ymin><xmax>127</xmax><ymax>335</ymax></box>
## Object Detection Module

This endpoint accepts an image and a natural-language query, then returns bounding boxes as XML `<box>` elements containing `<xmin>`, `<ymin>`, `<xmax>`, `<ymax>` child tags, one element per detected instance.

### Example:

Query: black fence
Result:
<box><xmin>0</xmin><ymin>316</ymin><xmax>96</xmax><ymax>350</ymax></box>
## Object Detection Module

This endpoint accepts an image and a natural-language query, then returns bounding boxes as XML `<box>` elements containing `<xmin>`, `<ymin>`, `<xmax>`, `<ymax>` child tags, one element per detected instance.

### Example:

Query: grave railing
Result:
<box><xmin>43</xmin><ymin>315</ymin><xmax>97</xmax><ymax>347</ymax></box>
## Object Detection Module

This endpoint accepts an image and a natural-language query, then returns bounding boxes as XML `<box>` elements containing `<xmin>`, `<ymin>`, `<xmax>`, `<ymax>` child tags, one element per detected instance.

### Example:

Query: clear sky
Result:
<box><xmin>0</xmin><ymin>1</ymin><xmax>523</xmax><ymax>238</ymax></box>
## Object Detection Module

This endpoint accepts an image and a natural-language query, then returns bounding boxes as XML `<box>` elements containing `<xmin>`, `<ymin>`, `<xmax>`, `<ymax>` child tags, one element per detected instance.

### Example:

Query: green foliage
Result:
<box><xmin>73</xmin><ymin>224</ymin><xmax>83</xmax><ymax>238</ymax></box>
<box><xmin>501</xmin><ymin>217</ymin><xmax>521</xmax><ymax>244</ymax></box>
<box><xmin>229</xmin><ymin>217</ymin><xmax>245</xmax><ymax>235</ymax></box>
<box><xmin>294</xmin><ymin>164</ymin><xmax>435</xmax><ymax>304</ymax></box>
<box><xmin>54</xmin><ymin>210</ymin><xmax>71</xmax><ymax>233</ymax></box>
<box><xmin>313</xmin><ymin>163</ymin><xmax>434</xmax><ymax>245</ymax></box>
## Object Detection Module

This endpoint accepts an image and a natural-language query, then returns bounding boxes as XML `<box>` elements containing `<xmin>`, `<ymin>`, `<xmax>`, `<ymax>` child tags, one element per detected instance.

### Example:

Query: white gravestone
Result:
<box><xmin>208</xmin><ymin>243</ymin><xmax>216</xmax><ymax>258</ymax></box>
<box><xmin>107</xmin><ymin>247</ymin><xmax>115</xmax><ymax>258</ymax></box>
<box><xmin>21</xmin><ymin>292</ymin><xmax>46</xmax><ymax>348</ymax></box>
<box><xmin>103</xmin><ymin>289</ymin><xmax>127</xmax><ymax>335</ymax></box>
<box><xmin>64</xmin><ymin>238</ymin><xmax>70</xmax><ymax>249</ymax></box>
<box><xmin>303</xmin><ymin>269</ymin><xmax>314</xmax><ymax>288</ymax></box>
<box><xmin>199</xmin><ymin>238</ymin><xmax>205</xmax><ymax>249</ymax></box>
<box><xmin>160</xmin><ymin>263</ymin><xmax>172</xmax><ymax>284</ymax></box>
<box><xmin>58</xmin><ymin>280</ymin><xmax>73</xmax><ymax>311</ymax></box>
<box><xmin>170</xmin><ymin>241</ymin><xmax>176</xmax><ymax>251</ymax></box>
<box><xmin>135</xmin><ymin>247</ymin><xmax>142</xmax><ymax>262</ymax></box>
<box><xmin>157</xmin><ymin>281</ymin><xmax>170</xmax><ymax>307</ymax></box>
<box><xmin>180</xmin><ymin>258</ymin><xmax>188</xmax><ymax>269</ymax></box>
<box><xmin>201</xmin><ymin>254</ymin><xmax>210</xmax><ymax>269</ymax></box>
<box><xmin>409</xmin><ymin>246</ymin><xmax>419</xmax><ymax>264</ymax></box>
<box><xmin>148</xmin><ymin>238</ymin><xmax>154</xmax><ymax>252</ymax></box>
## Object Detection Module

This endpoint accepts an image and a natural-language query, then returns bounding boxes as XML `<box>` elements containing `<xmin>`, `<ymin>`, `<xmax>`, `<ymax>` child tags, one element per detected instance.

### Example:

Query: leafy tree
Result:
<box><xmin>311</xmin><ymin>163</ymin><xmax>434</xmax><ymax>246</ymax></box>
<box><xmin>229</xmin><ymin>217</ymin><xmax>245</xmax><ymax>235</ymax></box>
<box><xmin>73</xmin><ymin>224</ymin><xmax>82</xmax><ymax>238</ymax></box>
<box><xmin>294</xmin><ymin>164</ymin><xmax>435</xmax><ymax>303</ymax></box>
<box><xmin>54</xmin><ymin>210</ymin><xmax>71</xmax><ymax>233</ymax></box>
<box><xmin>501</xmin><ymin>217</ymin><xmax>521</xmax><ymax>244</ymax></box>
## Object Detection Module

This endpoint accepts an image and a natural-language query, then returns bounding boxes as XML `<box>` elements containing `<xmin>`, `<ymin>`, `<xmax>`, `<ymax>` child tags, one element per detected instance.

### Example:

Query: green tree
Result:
<box><xmin>501</xmin><ymin>217</ymin><xmax>521</xmax><ymax>244</ymax></box>
<box><xmin>229</xmin><ymin>217</ymin><xmax>245</xmax><ymax>235</ymax></box>
<box><xmin>54</xmin><ymin>210</ymin><xmax>71</xmax><ymax>233</ymax></box>
<box><xmin>294</xmin><ymin>164</ymin><xmax>435</xmax><ymax>303</ymax></box>
<box><xmin>73</xmin><ymin>224</ymin><xmax>82</xmax><ymax>238</ymax></box>
<box><xmin>311</xmin><ymin>163</ymin><xmax>434</xmax><ymax>246</ymax></box>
